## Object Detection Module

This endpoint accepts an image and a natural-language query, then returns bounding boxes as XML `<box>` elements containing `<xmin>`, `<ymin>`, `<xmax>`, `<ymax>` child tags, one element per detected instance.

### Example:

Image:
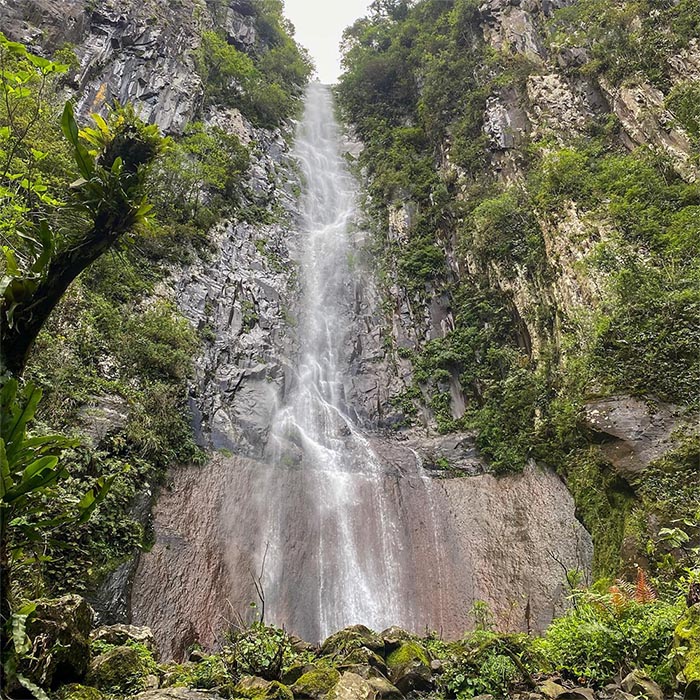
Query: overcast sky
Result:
<box><xmin>284</xmin><ymin>0</ymin><xmax>373</xmax><ymax>84</ymax></box>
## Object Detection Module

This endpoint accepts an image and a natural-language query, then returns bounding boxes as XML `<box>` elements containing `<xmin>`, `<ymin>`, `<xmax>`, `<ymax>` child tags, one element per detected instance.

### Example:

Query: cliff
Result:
<box><xmin>337</xmin><ymin>0</ymin><xmax>699</xmax><ymax>579</ymax></box>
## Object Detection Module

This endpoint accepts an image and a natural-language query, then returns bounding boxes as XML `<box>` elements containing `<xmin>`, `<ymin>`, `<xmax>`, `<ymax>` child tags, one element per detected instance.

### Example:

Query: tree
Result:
<box><xmin>0</xmin><ymin>35</ymin><xmax>163</xmax><ymax>378</ymax></box>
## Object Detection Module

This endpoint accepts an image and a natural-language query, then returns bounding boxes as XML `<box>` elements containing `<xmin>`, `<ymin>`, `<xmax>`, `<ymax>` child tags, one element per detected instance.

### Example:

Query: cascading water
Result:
<box><xmin>260</xmin><ymin>83</ymin><xmax>409</xmax><ymax>639</ymax></box>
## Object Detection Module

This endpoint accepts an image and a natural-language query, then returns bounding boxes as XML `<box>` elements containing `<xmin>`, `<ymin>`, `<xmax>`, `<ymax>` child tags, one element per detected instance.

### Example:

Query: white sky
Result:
<box><xmin>283</xmin><ymin>0</ymin><xmax>373</xmax><ymax>84</ymax></box>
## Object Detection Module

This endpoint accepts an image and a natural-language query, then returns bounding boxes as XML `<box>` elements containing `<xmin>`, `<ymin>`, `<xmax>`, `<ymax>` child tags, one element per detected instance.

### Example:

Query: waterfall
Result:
<box><xmin>130</xmin><ymin>84</ymin><xmax>593</xmax><ymax>660</ymax></box>
<box><xmin>261</xmin><ymin>83</ymin><xmax>408</xmax><ymax>639</ymax></box>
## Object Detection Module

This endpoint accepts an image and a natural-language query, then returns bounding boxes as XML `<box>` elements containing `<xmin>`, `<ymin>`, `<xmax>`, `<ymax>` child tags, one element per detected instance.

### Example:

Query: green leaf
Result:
<box><xmin>77</xmin><ymin>475</ymin><xmax>116</xmax><ymax>523</ymax></box>
<box><xmin>16</xmin><ymin>674</ymin><xmax>50</xmax><ymax>700</ymax></box>
<box><xmin>61</xmin><ymin>102</ymin><xmax>94</xmax><ymax>179</ymax></box>
<box><xmin>29</xmin><ymin>221</ymin><xmax>54</xmax><ymax>275</ymax></box>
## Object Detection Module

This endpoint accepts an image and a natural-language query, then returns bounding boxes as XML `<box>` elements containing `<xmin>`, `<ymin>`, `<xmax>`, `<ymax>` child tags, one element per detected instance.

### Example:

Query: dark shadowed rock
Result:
<box><xmin>22</xmin><ymin>594</ymin><xmax>94</xmax><ymax>688</ymax></box>
<box><xmin>321</xmin><ymin>626</ymin><xmax>385</xmax><ymax>657</ymax></box>
<box><xmin>291</xmin><ymin>667</ymin><xmax>341</xmax><ymax>699</ymax></box>
<box><xmin>385</xmin><ymin>641</ymin><xmax>432</xmax><ymax>694</ymax></box>
<box><xmin>87</xmin><ymin>645</ymin><xmax>153</xmax><ymax>694</ymax></box>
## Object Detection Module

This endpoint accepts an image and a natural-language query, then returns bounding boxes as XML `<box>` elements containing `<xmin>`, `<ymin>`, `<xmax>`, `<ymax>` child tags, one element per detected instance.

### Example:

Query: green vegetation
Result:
<box><xmin>197</xmin><ymin>0</ymin><xmax>312</xmax><ymax>127</ymax></box>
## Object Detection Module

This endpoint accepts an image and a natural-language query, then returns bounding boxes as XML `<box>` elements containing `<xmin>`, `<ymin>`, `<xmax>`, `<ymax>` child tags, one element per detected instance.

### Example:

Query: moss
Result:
<box><xmin>161</xmin><ymin>655</ymin><xmax>233</xmax><ymax>689</ymax></box>
<box><xmin>674</xmin><ymin>604</ymin><xmax>700</xmax><ymax>685</ymax></box>
<box><xmin>54</xmin><ymin>685</ymin><xmax>104</xmax><ymax>700</ymax></box>
<box><xmin>234</xmin><ymin>677</ymin><xmax>294</xmax><ymax>700</ymax></box>
<box><xmin>386</xmin><ymin>641</ymin><xmax>430</xmax><ymax>671</ymax></box>
<box><xmin>86</xmin><ymin>645</ymin><xmax>156</xmax><ymax>694</ymax></box>
<box><xmin>290</xmin><ymin>667</ymin><xmax>341</xmax><ymax>699</ymax></box>
<box><xmin>564</xmin><ymin>449</ymin><xmax>635</xmax><ymax>578</ymax></box>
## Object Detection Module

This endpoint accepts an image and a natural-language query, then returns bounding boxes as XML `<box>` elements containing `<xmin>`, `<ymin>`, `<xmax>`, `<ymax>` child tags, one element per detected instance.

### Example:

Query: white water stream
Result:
<box><xmin>263</xmin><ymin>83</ymin><xmax>407</xmax><ymax>639</ymax></box>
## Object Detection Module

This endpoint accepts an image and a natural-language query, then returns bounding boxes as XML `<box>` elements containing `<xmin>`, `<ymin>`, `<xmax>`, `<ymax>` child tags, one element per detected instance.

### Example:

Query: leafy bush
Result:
<box><xmin>436</xmin><ymin>630</ymin><xmax>536</xmax><ymax>699</ymax></box>
<box><xmin>538</xmin><ymin>590</ymin><xmax>684</xmax><ymax>687</ymax></box>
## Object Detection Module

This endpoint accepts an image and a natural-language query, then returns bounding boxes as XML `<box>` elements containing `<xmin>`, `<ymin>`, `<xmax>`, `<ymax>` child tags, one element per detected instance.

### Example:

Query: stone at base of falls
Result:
<box><xmin>290</xmin><ymin>667</ymin><xmax>341</xmax><ymax>699</ymax></box>
<box><xmin>86</xmin><ymin>645</ymin><xmax>155</xmax><ymax>694</ymax></box>
<box><xmin>385</xmin><ymin>641</ymin><xmax>432</xmax><ymax>694</ymax></box>
<box><xmin>336</xmin><ymin>647</ymin><xmax>389</xmax><ymax>677</ymax></box>
<box><xmin>91</xmin><ymin>624</ymin><xmax>158</xmax><ymax>656</ymax></box>
<box><xmin>329</xmin><ymin>672</ymin><xmax>402</xmax><ymax>700</ymax></box>
<box><xmin>20</xmin><ymin>594</ymin><xmax>94</xmax><ymax>688</ymax></box>
<box><xmin>234</xmin><ymin>676</ymin><xmax>294</xmax><ymax>700</ymax></box>
<box><xmin>320</xmin><ymin>626</ymin><xmax>386</xmax><ymax>658</ymax></box>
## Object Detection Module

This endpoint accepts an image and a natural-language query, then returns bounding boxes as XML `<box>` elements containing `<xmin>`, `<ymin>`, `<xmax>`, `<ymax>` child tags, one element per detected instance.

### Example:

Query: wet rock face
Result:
<box><xmin>132</xmin><ymin>452</ymin><xmax>591</xmax><ymax>660</ymax></box>
<box><xmin>175</xmin><ymin>118</ymin><xmax>300</xmax><ymax>458</ymax></box>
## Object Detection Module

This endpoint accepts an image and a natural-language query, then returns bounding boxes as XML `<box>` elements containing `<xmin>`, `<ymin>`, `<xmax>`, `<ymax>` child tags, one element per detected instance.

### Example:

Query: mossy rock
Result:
<box><xmin>55</xmin><ymin>684</ymin><xmax>104</xmax><ymax>700</ymax></box>
<box><xmin>379</xmin><ymin>627</ymin><xmax>414</xmax><ymax>654</ymax></box>
<box><xmin>675</xmin><ymin>603</ymin><xmax>700</xmax><ymax>694</ymax></box>
<box><xmin>337</xmin><ymin>647</ymin><xmax>388</xmax><ymax>676</ymax></box>
<box><xmin>320</xmin><ymin>626</ymin><xmax>384</xmax><ymax>658</ymax></box>
<box><xmin>385</xmin><ymin>642</ymin><xmax>431</xmax><ymax>695</ymax></box>
<box><xmin>22</xmin><ymin>594</ymin><xmax>95</xmax><ymax>688</ymax></box>
<box><xmin>86</xmin><ymin>645</ymin><xmax>155</xmax><ymax>694</ymax></box>
<box><xmin>233</xmin><ymin>676</ymin><xmax>293</xmax><ymax>700</ymax></box>
<box><xmin>91</xmin><ymin>624</ymin><xmax>158</xmax><ymax>655</ymax></box>
<box><xmin>290</xmin><ymin>667</ymin><xmax>341</xmax><ymax>699</ymax></box>
<box><xmin>280</xmin><ymin>663</ymin><xmax>314</xmax><ymax>685</ymax></box>
<box><xmin>385</xmin><ymin>641</ymin><xmax>429</xmax><ymax>672</ymax></box>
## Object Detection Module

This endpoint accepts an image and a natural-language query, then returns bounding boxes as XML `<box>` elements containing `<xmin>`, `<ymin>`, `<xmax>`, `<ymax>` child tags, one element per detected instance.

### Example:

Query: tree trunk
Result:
<box><xmin>1</xmin><ymin>211</ymin><xmax>129</xmax><ymax>377</ymax></box>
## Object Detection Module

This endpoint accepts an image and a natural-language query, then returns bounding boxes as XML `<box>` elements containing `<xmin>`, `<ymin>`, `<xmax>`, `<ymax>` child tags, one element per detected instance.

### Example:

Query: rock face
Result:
<box><xmin>0</xmin><ymin>0</ymin><xmax>262</xmax><ymax>135</ymax></box>
<box><xmin>583</xmin><ymin>396</ymin><xmax>688</xmax><ymax>475</ymax></box>
<box><xmin>132</xmin><ymin>451</ymin><xmax>591</xmax><ymax>659</ymax></box>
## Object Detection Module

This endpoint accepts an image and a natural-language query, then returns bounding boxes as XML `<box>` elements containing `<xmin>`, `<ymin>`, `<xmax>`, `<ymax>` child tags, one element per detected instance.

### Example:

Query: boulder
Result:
<box><xmin>87</xmin><ymin>645</ymin><xmax>155</xmax><ymax>694</ymax></box>
<box><xmin>22</xmin><ymin>594</ymin><xmax>94</xmax><ymax>688</ymax></box>
<box><xmin>55</xmin><ymin>685</ymin><xmax>104</xmax><ymax>700</ymax></box>
<box><xmin>675</xmin><ymin>603</ymin><xmax>700</xmax><ymax>697</ymax></box>
<box><xmin>134</xmin><ymin>691</ymin><xmax>226</xmax><ymax>700</ymax></box>
<box><xmin>366</xmin><ymin>676</ymin><xmax>404</xmax><ymax>699</ymax></box>
<box><xmin>233</xmin><ymin>675</ymin><xmax>294</xmax><ymax>700</ymax></box>
<box><xmin>337</xmin><ymin>647</ymin><xmax>388</xmax><ymax>677</ymax></box>
<box><xmin>385</xmin><ymin>641</ymin><xmax>432</xmax><ymax>694</ymax></box>
<box><xmin>291</xmin><ymin>667</ymin><xmax>341</xmax><ymax>699</ymax></box>
<box><xmin>379</xmin><ymin>626</ymin><xmax>414</xmax><ymax>653</ymax></box>
<box><xmin>320</xmin><ymin>625</ymin><xmax>385</xmax><ymax>657</ymax></box>
<box><xmin>91</xmin><ymin>624</ymin><xmax>157</xmax><ymax>655</ymax></box>
<box><xmin>620</xmin><ymin>671</ymin><xmax>662</xmax><ymax>700</ymax></box>
<box><xmin>538</xmin><ymin>679</ymin><xmax>567</xmax><ymax>698</ymax></box>
<box><xmin>329</xmin><ymin>672</ymin><xmax>374</xmax><ymax>700</ymax></box>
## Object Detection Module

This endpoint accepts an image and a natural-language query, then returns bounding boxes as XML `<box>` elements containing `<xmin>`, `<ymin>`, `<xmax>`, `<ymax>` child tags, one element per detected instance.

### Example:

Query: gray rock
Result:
<box><xmin>620</xmin><ymin>670</ymin><xmax>663</xmax><ymax>700</ymax></box>
<box><xmin>91</xmin><ymin>624</ymin><xmax>157</xmax><ymax>654</ymax></box>
<box><xmin>583</xmin><ymin>395</ymin><xmax>687</xmax><ymax>474</ymax></box>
